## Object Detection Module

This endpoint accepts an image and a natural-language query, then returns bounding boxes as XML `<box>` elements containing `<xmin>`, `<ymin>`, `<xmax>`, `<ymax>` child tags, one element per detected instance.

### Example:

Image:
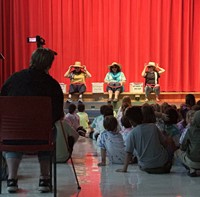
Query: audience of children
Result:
<box><xmin>97</xmin><ymin>115</ymin><xmax>126</xmax><ymax>165</ymax></box>
<box><xmin>64</xmin><ymin>94</ymin><xmax>200</xmax><ymax>177</ymax></box>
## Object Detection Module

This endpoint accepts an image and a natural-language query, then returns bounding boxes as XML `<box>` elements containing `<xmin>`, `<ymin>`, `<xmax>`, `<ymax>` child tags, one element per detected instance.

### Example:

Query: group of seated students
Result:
<box><xmin>82</xmin><ymin>94</ymin><xmax>200</xmax><ymax>176</ymax></box>
<box><xmin>61</xmin><ymin>93</ymin><xmax>200</xmax><ymax>176</ymax></box>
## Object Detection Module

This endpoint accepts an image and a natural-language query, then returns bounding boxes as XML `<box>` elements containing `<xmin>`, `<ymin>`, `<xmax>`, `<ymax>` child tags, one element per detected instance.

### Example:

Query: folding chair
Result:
<box><xmin>0</xmin><ymin>96</ymin><xmax>57</xmax><ymax>196</ymax></box>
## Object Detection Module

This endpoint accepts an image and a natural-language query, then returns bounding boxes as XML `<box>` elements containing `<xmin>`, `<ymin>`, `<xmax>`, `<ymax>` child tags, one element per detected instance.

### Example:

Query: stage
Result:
<box><xmin>63</xmin><ymin>91</ymin><xmax>200</xmax><ymax>105</ymax></box>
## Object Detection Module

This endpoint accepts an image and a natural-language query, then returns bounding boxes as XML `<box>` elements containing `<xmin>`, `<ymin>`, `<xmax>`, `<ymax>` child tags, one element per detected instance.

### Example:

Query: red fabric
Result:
<box><xmin>0</xmin><ymin>0</ymin><xmax>200</xmax><ymax>92</ymax></box>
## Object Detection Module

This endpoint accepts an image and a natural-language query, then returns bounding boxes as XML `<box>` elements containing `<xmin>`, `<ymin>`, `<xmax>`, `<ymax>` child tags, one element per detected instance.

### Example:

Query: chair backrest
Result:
<box><xmin>0</xmin><ymin>96</ymin><xmax>53</xmax><ymax>152</ymax></box>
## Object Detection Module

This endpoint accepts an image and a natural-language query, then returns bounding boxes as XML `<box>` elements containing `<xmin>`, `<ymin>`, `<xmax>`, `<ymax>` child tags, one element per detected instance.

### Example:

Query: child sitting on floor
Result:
<box><xmin>65</xmin><ymin>103</ymin><xmax>86</xmax><ymax>136</ymax></box>
<box><xmin>175</xmin><ymin>110</ymin><xmax>200</xmax><ymax>177</ymax></box>
<box><xmin>65</xmin><ymin>103</ymin><xmax>80</xmax><ymax>131</ymax></box>
<box><xmin>97</xmin><ymin>116</ymin><xmax>126</xmax><ymax>166</ymax></box>
<box><xmin>163</xmin><ymin>107</ymin><xmax>180</xmax><ymax>149</ymax></box>
<box><xmin>77</xmin><ymin>103</ymin><xmax>90</xmax><ymax>131</ymax></box>
<box><xmin>120</xmin><ymin>115</ymin><xmax>132</xmax><ymax>144</ymax></box>
<box><xmin>88</xmin><ymin>105</ymin><xmax>114</xmax><ymax>140</ymax></box>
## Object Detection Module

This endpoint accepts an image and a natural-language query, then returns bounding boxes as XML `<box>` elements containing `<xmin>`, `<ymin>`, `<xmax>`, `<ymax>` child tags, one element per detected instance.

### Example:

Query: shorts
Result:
<box><xmin>69</xmin><ymin>84</ymin><xmax>86</xmax><ymax>94</ymax></box>
<box><xmin>106</xmin><ymin>82</ymin><xmax>123</xmax><ymax>93</ymax></box>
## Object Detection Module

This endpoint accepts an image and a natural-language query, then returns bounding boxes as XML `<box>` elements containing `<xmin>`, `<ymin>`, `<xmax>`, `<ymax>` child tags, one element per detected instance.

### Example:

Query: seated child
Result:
<box><xmin>163</xmin><ymin>107</ymin><xmax>180</xmax><ymax>148</ymax></box>
<box><xmin>89</xmin><ymin>105</ymin><xmax>113</xmax><ymax>140</ymax></box>
<box><xmin>65</xmin><ymin>103</ymin><xmax>86</xmax><ymax>136</ymax></box>
<box><xmin>175</xmin><ymin>110</ymin><xmax>200</xmax><ymax>177</ymax></box>
<box><xmin>65</xmin><ymin>103</ymin><xmax>80</xmax><ymax>131</ymax></box>
<box><xmin>120</xmin><ymin>115</ymin><xmax>132</xmax><ymax>144</ymax></box>
<box><xmin>177</xmin><ymin>104</ymin><xmax>190</xmax><ymax>135</ymax></box>
<box><xmin>77</xmin><ymin>103</ymin><xmax>89</xmax><ymax>131</ymax></box>
<box><xmin>179</xmin><ymin>110</ymin><xmax>196</xmax><ymax>144</ymax></box>
<box><xmin>116</xmin><ymin>106</ymin><xmax>172</xmax><ymax>174</ymax></box>
<box><xmin>97</xmin><ymin>116</ymin><xmax>126</xmax><ymax>165</ymax></box>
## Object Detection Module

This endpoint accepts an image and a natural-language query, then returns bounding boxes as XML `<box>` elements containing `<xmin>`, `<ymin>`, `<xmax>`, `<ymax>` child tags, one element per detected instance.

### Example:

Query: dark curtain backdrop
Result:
<box><xmin>0</xmin><ymin>0</ymin><xmax>200</xmax><ymax>92</ymax></box>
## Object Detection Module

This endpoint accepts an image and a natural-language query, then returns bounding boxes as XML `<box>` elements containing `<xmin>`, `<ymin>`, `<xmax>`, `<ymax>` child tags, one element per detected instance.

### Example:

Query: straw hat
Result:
<box><xmin>73</xmin><ymin>61</ymin><xmax>83</xmax><ymax>68</ymax></box>
<box><xmin>147</xmin><ymin>62</ymin><xmax>156</xmax><ymax>67</ymax></box>
<box><xmin>108</xmin><ymin>62</ymin><xmax>121</xmax><ymax>69</ymax></box>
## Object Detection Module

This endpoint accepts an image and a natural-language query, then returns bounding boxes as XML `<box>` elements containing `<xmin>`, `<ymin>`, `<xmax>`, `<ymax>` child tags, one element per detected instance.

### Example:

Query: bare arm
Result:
<box><xmin>119</xmin><ymin>72</ymin><xmax>126</xmax><ymax>86</ymax></box>
<box><xmin>156</xmin><ymin>63</ymin><xmax>165</xmax><ymax>74</ymax></box>
<box><xmin>83</xmin><ymin>66</ymin><xmax>92</xmax><ymax>78</ymax></box>
<box><xmin>98</xmin><ymin>148</ymin><xmax>106</xmax><ymax>166</ymax></box>
<box><xmin>116</xmin><ymin>152</ymin><xmax>132</xmax><ymax>172</ymax></box>
<box><xmin>141</xmin><ymin>63</ymin><xmax>148</xmax><ymax>77</ymax></box>
<box><xmin>64</xmin><ymin>65</ymin><xmax>73</xmax><ymax>78</ymax></box>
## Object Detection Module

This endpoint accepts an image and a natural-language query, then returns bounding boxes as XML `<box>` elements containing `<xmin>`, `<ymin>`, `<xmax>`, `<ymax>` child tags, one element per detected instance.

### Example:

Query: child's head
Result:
<box><xmin>121</xmin><ymin>116</ymin><xmax>132</xmax><ymax>128</ymax></box>
<box><xmin>121</xmin><ymin>96</ymin><xmax>132</xmax><ymax>106</ymax></box>
<box><xmin>191</xmin><ymin>104</ymin><xmax>200</xmax><ymax>111</ymax></box>
<box><xmin>164</xmin><ymin>107</ymin><xmax>179</xmax><ymax>125</ymax></box>
<box><xmin>160</xmin><ymin>102</ymin><xmax>170</xmax><ymax>113</ymax></box>
<box><xmin>186</xmin><ymin>110</ymin><xmax>196</xmax><ymax>125</ymax></box>
<box><xmin>179</xmin><ymin>104</ymin><xmax>190</xmax><ymax>121</ymax></box>
<box><xmin>185</xmin><ymin>94</ymin><xmax>196</xmax><ymax>108</ymax></box>
<box><xmin>151</xmin><ymin>103</ymin><xmax>161</xmax><ymax>112</ymax></box>
<box><xmin>78</xmin><ymin>103</ymin><xmax>85</xmax><ymax>112</ymax></box>
<box><xmin>104</xmin><ymin>106</ymin><xmax>114</xmax><ymax>117</ymax></box>
<box><xmin>68</xmin><ymin>103</ymin><xmax>76</xmax><ymax>114</ymax></box>
<box><xmin>196</xmin><ymin>100</ymin><xmax>200</xmax><ymax>106</ymax></box>
<box><xmin>103</xmin><ymin>115</ymin><xmax>118</xmax><ymax>132</ymax></box>
<box><xmin>125</xmin><ymin>106</ymin><xmax>143</xmax><ymax>127</ymax></box>
<box><xmin>191</xmin><ymin>110</ymin><xmax>200</xmax><ymax>128</ymax></box>
<box><xmin>142</xmin><ymin>103</ymin><xmax>156</xmax><ymax>123</ymax></box>
<box><xmin>100</xmin><ymin>105</ymin><xmax>110</xmax><ymax>115</ymax></box>
<box><xmin>121</xmin><ymin>102</ymin><xmax>131</xmax><ymax>115</ymax></box>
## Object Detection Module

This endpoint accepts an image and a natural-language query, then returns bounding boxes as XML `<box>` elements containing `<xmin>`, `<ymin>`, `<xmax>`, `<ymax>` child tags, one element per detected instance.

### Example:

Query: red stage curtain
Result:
<box><xmin>0</xmin><ymin>0</ymin><xmax>200</xmax><ymax>92</ymax></box>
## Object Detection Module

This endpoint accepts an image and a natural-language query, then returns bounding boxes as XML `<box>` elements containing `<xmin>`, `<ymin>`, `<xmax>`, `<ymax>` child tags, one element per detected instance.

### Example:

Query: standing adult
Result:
<box><xmin>141</xmin><ymin>62</ymin><xmax>165</xmax><ymax>102</ymax></box>
<box><xmin>0</xmin><ymin>48</ymin><xmax>64</xmax><ymax>193</ymax></box>
<box><xmin>104</xmin><ymin>62</ymin><xmax>126</xmax><ymax>103</ymax></box>
<box><xmin>64</xmin><ymin>61</ymin><xmax>92</xmax><ymax>103</ymax></box>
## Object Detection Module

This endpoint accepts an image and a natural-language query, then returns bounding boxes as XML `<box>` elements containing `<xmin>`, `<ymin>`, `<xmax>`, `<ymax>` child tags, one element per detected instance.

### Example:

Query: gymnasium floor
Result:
<box><xmin>1</xmin><ymin>136</ymin><xmax>200</xmax><ymax>197</ymax></box>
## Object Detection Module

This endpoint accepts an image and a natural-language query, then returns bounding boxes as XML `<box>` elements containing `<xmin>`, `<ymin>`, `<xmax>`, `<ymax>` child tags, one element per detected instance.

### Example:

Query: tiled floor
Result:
<box><xmin>1</xmin><ymin>137</ymin><xmax>200</xmax><ymax>197</ymax></box>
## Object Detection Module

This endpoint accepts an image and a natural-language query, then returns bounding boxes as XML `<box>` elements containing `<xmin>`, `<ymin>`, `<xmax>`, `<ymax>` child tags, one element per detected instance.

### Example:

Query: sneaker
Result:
<box><xmin>7</xmin><ymin>179</ymin><xmax>18</xmax><ymax>193</ymax></box>
<box><xmin>187</xmin><ymin>169</ymin><xmax>197</xmax><ymax>177</ymax></box>
<box><xmin>107</xmin><ymin>98</ymin><xmax>112</xmax><ymax>103</ymax></box>
<box><xmin>113</xmin><ymin>98</ymin><xmax>119</xmax><ymax>103</ymax></box>
<box><xmin>156</xmin><ymin>97</ymin><xmax>160</xmax><ymax>102</ymax></box>
<box><xmin>38</xmin><ymin>179</ymin><xmax>51</xmax><ymax>192</ymax></box>
<box><xmin>78</xmin><ymin>98</ymin><xmax>83</xmax><ymax>103</ymax></box>
<box><xmin>67</xmin><ymin>99</ymin><xmax>72</xmax><ymax>103</ymax></box>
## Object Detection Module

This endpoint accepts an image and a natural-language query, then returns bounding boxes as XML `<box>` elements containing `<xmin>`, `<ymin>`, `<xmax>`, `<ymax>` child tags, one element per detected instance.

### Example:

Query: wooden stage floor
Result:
<box><xmin>63</xmin><ymin>91</ymin><xmax>200</xmax><ymax>109</ymax></box>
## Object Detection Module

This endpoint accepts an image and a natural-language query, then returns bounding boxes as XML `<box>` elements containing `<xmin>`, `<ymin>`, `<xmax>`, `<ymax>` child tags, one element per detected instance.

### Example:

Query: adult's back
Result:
<box><xmin>0</xmin><ymin>49</ymin><xmax>63</xmax><ymax>124</ymax></box>
<box><xmin>0</xmin><ymin>48</ymin><xmax>64</xmax><ymax>193</ymax></box>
